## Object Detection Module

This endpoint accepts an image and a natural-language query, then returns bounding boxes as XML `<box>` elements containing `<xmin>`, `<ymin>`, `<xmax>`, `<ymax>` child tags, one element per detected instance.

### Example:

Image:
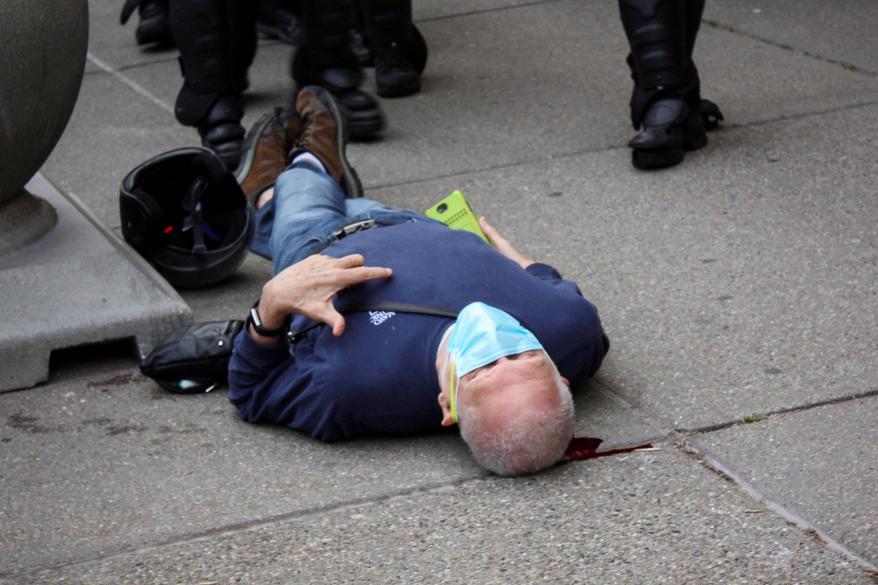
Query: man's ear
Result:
<box><xmin>561</xmin><ymin>376</ymin><xmax>570</xmax><ymax>387</ymax></box>
<box><xmin>437</xmin><ymin>392</ymin><xmax>456</xmax><ymax>427</ymax></box>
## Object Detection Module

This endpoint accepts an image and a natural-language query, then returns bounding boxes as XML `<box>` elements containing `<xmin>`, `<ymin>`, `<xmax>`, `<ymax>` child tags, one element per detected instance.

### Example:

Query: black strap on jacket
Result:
<box><xmin>287</xmin><ymin>301</ymin><xmax>458</xmax><ymax>343</ymax></box>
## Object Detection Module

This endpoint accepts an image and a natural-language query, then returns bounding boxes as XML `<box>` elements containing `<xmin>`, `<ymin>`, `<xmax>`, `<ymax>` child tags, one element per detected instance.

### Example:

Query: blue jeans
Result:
<box><xmin>250</xmin><ymin>161</ymin><xmax>442</xmax><ymax>274</ymax></box>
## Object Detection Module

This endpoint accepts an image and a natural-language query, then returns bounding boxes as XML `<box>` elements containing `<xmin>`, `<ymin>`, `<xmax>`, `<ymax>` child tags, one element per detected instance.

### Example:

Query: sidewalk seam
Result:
<box><xmin>5</xmin><ymin>474</ymin><xmax>486</xmax><ymax>581</ymax></box>
<box><xmin>416</xmin><ymin>0</ymin><xmax>566</xmax><ymax>23</ymax></box>
<box><xmin>703</xmin><ymin>19</ymin><xmax>878</xmax><ymax>78</ymax></box>
<box><xmin>86</xmin><ymin>52</ymin><xmax>175</xmax><ymax>115</ymax></box>
<box><xmin>681</xmin><ymin>441</ymin><xmax>878</xmax><ymax>576</ymax></box>
<box><xmin>365</xmin><ymin>96</ymin><xmax>878</xmax><ymax>192</ymax></box>
<box><xmin>675</xmin><ymin>387</ymin><xmax>878</xmax><ymax>435</ymax></box>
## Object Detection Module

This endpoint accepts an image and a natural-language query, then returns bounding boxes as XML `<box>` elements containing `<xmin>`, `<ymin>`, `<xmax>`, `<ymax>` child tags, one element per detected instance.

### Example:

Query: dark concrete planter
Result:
<box><xmin>0</xmin><ymin>0</ymin><xmax>89</xmax><ymax>204</ymax></box>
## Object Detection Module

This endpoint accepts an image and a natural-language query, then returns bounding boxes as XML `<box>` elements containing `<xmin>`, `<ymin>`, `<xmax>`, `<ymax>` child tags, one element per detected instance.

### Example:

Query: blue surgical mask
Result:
<box><xmin>444</xmin><ymin>303</ymin><xmax>545</xmax><ymax>421</ymax></box>
<box><xmin>447</xmin><ymin>303</ymin><xmax>544</xmax><ymax>376</ymax></box>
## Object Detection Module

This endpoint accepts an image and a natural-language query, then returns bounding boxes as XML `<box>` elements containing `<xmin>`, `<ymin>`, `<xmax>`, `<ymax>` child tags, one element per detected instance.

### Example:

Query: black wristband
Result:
<box><xmin>247</xmin><ymin>300</ymin><xmax>291</xmax><ymax>338</ymax></box>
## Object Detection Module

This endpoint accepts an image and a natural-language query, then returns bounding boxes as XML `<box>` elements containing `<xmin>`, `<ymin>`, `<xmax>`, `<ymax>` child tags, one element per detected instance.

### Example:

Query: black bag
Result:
<box><xmin>140</xmin><ymin>320</ymin><xmax>244</xmax><ymax>393</ymax></box>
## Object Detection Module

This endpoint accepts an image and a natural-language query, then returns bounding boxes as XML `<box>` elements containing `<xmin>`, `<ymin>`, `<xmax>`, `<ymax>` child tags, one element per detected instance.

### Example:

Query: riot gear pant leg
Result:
<box><xmin>257</xmin><ymin>0</ymin><xmax>303</xmax><ymax>46</ymax></box>
<box><xmin>619</xmin><ymin>0</ymin><xmax>722</xmax><ymax>169</ymax></box>
<box><xmin>361</xmin><ymin>0</ymin><xmax>425</xmax><ymax>97</ymax></box>
<box><xmin>170</xmin><ymin>0</ymin><xmax>257</xmax><ymax>169</ymax></box>
<box><xmin>120</xmin><ymin>0</ymin><xmax>174</xmax><ymax>47</ymax></box>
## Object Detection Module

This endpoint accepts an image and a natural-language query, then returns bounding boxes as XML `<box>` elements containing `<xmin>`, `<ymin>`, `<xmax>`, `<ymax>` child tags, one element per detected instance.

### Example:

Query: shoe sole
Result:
<box><xmin>376</xmin><ymin>78</ymin><xmax>421</xmax><ymax>98</ymax></box>
<box><xmin>303</xmin><ymin>86</ymin><xmax>364</xmax><ymax>197</ymax></box>
<box><xmin>632</xmin><ymin>146</ymin><xmax>684</xmax><ymax>170</ymax></box>
<box><xmin>345</xmin><ymin>108</ymin><xmax>385</xmax><ymax>140</ymax></box>
<box><xmin>256</xmin><ymin>22</ymin><xmax>303</xmax><ymax>46</ymax></box>
<box><xmin>631</xmin><ymin>112</ymin><xmax>708</xmax><ymax>171</ymax></box>
<box><xmin>236</xmin><ymin>110</ymin><xmax>282</xmax><ymax>206</ymax></box>
<box><xmin>135</xmin><ymin>19</ymin><xmax>174</xmax><ymax>47</ymax></box>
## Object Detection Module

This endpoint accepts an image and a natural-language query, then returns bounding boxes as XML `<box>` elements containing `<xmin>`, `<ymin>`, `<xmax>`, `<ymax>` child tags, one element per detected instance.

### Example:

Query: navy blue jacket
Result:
<box><xmin>228</xmin><ymin>222</ymin><xmax>609</xmax><ymax>441</ymax></box>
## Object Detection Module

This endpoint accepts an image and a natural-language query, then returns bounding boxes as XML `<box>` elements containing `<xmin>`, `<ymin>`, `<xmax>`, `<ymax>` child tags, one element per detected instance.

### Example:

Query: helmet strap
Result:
<box><xmin>182</xmin><ymin>176</ymin><xmax>209</xmax><ymax>256</ymax></box>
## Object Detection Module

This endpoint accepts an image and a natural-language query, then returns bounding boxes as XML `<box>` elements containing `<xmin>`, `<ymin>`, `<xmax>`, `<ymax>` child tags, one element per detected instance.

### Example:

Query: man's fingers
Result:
<box><xmin>340</xmin><ymin>265</ymin><xmax>393</xmax><ymax>285</ymax></box>
<box><xmin>308</xmin><ymin>303</ymin><xmax>347</xmax><ymax>336</ymax></box>
<box><xmin>336</xmin><ymin>254</ymin><xmax>366</xmax><ymax>268</ymax></box>
<box><xmin>330</xmin><ymin>313</ymin><xmax>346</xmax><ymax>336</ymax></box>
<box><xmin>479</xmin><ymin>216</ymin><xmax>505</xmax><ymax>244</ymax></box>
<box><xmin>330</xmin><ymin>256</ymin><xmax>392</xmax><ymax>284</ymax></box>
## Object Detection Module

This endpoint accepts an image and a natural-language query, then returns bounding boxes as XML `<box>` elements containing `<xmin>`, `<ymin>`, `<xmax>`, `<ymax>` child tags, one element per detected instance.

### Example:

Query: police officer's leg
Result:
<box><xmin>170</xmin><ymin>0</ymin><xmax>256</xmax><ymax>169</ymax></box>
<box><xmin>361</xmin><ymin>0</ymin><xmax>423</xmax><ymax>97</ymax></box>
<box><xmin>684</xmin><ymin>0</ymin><xmax>724</xmax><ymax>132</ymax></box>
<box><xmin>619</xmin><ymin>0</ymin><xmax>713</xmax><ymax>170</ymax></box>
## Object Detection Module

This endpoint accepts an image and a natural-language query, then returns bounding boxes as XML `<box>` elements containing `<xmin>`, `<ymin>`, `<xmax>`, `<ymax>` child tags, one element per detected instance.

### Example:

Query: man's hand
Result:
<box><xmin>479</xmin><ymin>217</ymin><xmax>535</xmax><ymax>269</ymax></box>
<box><xmin>252</xmin><ymin>254</ymin><xmax>393</xmax><ymax>345</ymax></box>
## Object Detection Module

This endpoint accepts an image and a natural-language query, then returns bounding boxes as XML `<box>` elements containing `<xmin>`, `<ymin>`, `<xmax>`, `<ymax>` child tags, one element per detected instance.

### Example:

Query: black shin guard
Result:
<box><xmin>170</xmin><ymin>0</ymin><xmax>256</xmax><ymax>167</ymax></box>
<box><xmin>301</xmin><ymin>0</ymin><xmax>358</xmax><ymax>69</ymax></box>
<box><xmin>684</xmin><ymin>0</ymin><xmax>705</xmax><ymax>59</ymax></box>
<box><xmin>619</xmin><ymin>0</ymin><xmax>719</xmax><ymax>169</ymax></box>
<box><xmin>361</xmin><ymin>0</ymin><xmax>423</xmax><ymax>97</ymax></box>
<box><xmin>170</xmin><ymin>0</ymin><xmax>256</xmax><ymax>127</ymax></box>
<box><xmin>619</xmin><ymin>0</ymin><xmax>687</xmax><ymax>93</ymax></box>
<box><xmin>361</xmin><ymin>0</ymin><xmax>413</xmax><ymax>49</ymax></box>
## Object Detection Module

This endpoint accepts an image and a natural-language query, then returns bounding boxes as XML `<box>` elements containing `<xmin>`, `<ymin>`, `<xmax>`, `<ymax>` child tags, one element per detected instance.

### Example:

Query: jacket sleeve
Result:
<box><xmin>227</xmin><ymin>331</ymin><xmax>349</xmax><ymax>442</ymax></box>
<box><xmin>227</xmin><ymin>331</ymin><xmax>293</xmax><ymax>416</ymax></box>
<box><xmin>525</xmin><ymin>262</ymin><xmax>584</xmax><ymax>297</ymax></box>
<box><xmin>525</xmin><ymin>263</ymin><xmax>610</xmax><ymax>381</ymax></box>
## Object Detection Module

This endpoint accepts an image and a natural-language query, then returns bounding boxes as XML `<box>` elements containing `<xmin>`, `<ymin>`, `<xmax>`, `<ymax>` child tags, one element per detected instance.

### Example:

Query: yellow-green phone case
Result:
<box><xmin>425</xmin><ymin>190</ymin><xmax>490</xmax><ymax>244</ymax></box>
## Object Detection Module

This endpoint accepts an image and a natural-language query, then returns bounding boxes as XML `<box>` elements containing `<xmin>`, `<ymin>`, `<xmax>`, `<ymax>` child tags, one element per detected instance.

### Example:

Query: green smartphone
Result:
<box><xmin>425</xmin><ymin>190</ymin><xmax>491</xmax><ymax>245</ymax></box>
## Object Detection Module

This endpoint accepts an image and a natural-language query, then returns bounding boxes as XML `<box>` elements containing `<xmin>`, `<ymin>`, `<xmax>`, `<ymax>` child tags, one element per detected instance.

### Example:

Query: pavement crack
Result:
<box><xmin>732</xmin><ymin>97</ymin><xmax>878</xmax><ymax>129</ymax></box>
<box><xmin>366</xmin><ymin>97</ymin><xmax>878</xmax><ymax>193</ymax></box>
<box><xmin>675</xmin><ymin>387</ymin><xmax>878</xmax><ymax>436</ymax></box>
<box><xmin>702</xmin><ymin>19</ymin><xmax>878</xmax><ymax>78</ymax></box>
<box><xmin>85</xmin><ymin>52</ymin><xmax>174</xmax><ymax>115</ymax></box>
<box><xmin>416</xmin><ymin>0</ymin><xmax>567</xmax><ymax>23</ymax></box>
<box><xmin>8</xmin><ymin>474</ymin><xmax>487</xmax><ymax>581</ymax></box>
<box><xmin>91</xmin><ymin>38</ymin><xmax>284</xmax><ymax>76</ymax></box>
<box><xmin>365</xmin><ymin>141</ymin><xmax>627</xmax><ymax>191</ymax></box>
<box><xmin>680</xmin><ymin>441</ymin><xmax>878</xmax><ymax>576</ymax></box>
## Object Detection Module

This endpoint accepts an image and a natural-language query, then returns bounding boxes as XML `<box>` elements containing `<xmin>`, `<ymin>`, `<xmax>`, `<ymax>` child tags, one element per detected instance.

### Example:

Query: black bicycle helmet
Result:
<box><xmin>120</xmin><ymin>146</ymin><xmax>252</xmax><ymax>288</ymax></box>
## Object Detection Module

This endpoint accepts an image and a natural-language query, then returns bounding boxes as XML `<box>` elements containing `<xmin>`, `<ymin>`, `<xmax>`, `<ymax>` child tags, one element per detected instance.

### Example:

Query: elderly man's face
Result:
<box><xmin>438</xmin><ymin>350</ymin><xmax>568</xmax><ymax>428</ymax></box>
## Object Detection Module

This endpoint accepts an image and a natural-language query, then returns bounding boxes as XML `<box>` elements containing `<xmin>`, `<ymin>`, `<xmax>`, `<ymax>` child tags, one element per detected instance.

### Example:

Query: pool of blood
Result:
<box><xmin>561</xmin><ymin>437</ymin><xmax>653</xmax><ymax>463</ymax></box>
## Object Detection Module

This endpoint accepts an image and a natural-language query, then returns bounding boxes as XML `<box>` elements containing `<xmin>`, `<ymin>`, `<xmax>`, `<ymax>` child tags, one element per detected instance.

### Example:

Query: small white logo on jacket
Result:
<box><xmin>369</xmin><ymin>311</ymin><xmax>396</xmax><ymax>326</ymax></box>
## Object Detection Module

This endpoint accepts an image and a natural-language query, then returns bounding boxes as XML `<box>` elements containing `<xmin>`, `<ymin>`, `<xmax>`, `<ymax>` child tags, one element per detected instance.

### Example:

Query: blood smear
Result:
<box><xmin>561</xmin><ymin>437</ymin><xmax>653</xmax><ymax>463</ymax></box>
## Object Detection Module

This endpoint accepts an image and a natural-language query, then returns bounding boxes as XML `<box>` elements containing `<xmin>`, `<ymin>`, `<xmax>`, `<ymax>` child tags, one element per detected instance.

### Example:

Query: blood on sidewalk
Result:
<box><xmin>561</xmin><ymin>437</ymin><xmax>654</xmax><ymax>463</ymax></box>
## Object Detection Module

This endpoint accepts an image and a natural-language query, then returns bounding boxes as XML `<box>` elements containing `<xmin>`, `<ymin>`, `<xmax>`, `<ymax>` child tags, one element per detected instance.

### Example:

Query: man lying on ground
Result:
<box><xmin>229</xmin><ymin>86</ymin><xmax>610</xmax><ymax>475</ymax></box>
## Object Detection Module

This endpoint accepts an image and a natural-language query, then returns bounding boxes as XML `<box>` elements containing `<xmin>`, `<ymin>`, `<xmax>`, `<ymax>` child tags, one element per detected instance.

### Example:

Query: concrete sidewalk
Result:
<box><xmin>2</xmin><ymin>0</ymin><xmax>877</xmax><ymax>583</ymax></box>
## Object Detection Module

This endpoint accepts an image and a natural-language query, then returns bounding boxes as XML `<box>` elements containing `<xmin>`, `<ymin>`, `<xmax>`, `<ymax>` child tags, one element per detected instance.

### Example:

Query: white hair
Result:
<box><xmin>458</xmin><ymin>371</ymin><xmax>574</xmax><ymax>476</ymax></box>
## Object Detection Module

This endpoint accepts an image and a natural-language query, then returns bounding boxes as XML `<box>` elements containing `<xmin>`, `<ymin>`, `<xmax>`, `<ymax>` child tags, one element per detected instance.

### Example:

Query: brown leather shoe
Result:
<box><xmin>289</xmin><ymin>85</ymin><xmax>363</xmax><ymax>197</ymax></box>
<box><xmin>237</xmin><ymin>107</ymin><xmax>301</xmax><ymax>208</ymax></box>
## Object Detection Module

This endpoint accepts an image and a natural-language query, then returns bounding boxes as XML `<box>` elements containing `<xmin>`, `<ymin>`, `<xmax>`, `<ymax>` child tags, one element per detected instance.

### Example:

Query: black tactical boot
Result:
<box><xmin>373</xmin><ymin>45</ymin><xmax>420</xmax><ymax>97</ymax></box>
<box><xmin>120</xmin><ymin>0</ymin><xmax>174</xmax><ymax>48</ymax></box>
<box><xmin>361</xmin><ymin>0</ymin><xmax>425</xmax><ymax>97</ymax></box>
<box><xmin>170</xmin><ymin>0</ymin><xmax>258</xmax><ymax>169</ymax></box>
<box><xmin>197</xmin><ymin>95</ymin><xmax>247</xmax><ymax>170</ymax></box>
<box><xmin>619</xmin><ymin>0</ymin><xmax>722</xmax><ymax>170</ymax></box>
<box><xmin>257</xmin><ymin>0</ymin><xmax>304</xmax><ymax>46</ymax></box>
<box><xmin>349</xmin><ymin>21</ymin><xmax>373</xmax><ymax>67</ymax></box>
<box><xmin>294</xmin><ymin>0</ymin><xmax>384</xmax><ymax>139</ymax></box>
